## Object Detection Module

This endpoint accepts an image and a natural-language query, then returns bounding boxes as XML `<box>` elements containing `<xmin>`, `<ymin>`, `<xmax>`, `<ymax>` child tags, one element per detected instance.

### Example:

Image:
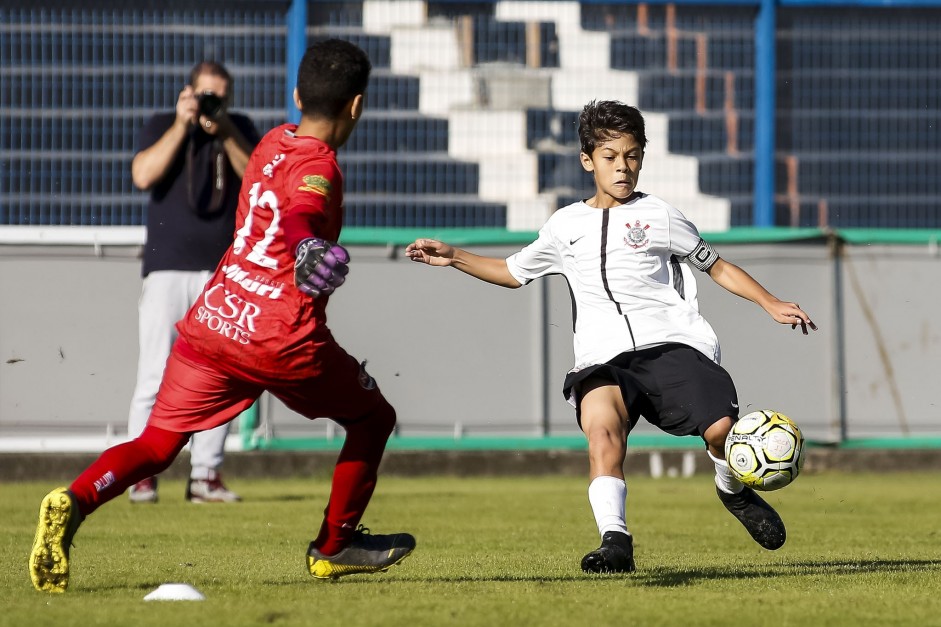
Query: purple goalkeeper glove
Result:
<box><xmin>294</xmin><ymin>238</ymin><xmax>350</xmax><ymax>298</ymax></box>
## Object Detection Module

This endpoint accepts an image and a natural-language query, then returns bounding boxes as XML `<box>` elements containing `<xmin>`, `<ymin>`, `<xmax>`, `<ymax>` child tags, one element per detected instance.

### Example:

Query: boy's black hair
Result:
<box><xmin>296</xmin><ymin>39</ymin><xmax>372</xmax><ymax>119</ymax></box>
<box><xmin>578</xmin><ymin>100</ymin><xmax>647</xmax><ymax>155</ymax></box>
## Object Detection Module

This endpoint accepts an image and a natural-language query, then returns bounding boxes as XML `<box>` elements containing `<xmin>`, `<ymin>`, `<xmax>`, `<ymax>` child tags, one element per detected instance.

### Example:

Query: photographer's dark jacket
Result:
<box><xmin>136</xmin><ymin>112</ymin><xmax>261</xmax><ymax>277</ymax></box>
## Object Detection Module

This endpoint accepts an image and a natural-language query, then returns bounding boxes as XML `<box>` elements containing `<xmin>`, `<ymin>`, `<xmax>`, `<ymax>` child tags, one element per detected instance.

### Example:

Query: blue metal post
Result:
<box><xmin>285</xmin><ymin>0</ymin><xmax>308</xmax><ymax>124</ymax></box>
<box><xmin>753</xmin><ymin>0</ymin><xmax>776</xmax><ymax>226</ymax></box>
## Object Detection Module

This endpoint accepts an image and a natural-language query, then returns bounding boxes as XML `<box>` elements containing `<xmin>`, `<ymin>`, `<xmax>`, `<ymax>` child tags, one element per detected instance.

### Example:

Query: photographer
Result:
<box><xmin>128</xmin><ymin>60</ymin><xmax>260</xmax><ymax>503</ymax></box>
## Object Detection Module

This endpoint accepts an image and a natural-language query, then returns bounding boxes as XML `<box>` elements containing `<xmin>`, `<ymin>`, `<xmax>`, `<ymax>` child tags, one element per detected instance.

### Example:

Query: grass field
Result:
<box><xmin>3</xmin><ymin>472</ymin><xmax>940</xmax><ymax>627</ymax></box>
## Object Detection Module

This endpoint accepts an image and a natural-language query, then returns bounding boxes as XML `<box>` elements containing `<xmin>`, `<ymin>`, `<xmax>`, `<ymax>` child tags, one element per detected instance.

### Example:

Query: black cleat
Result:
<box><xmin>717</xmin><ymin>486</ymin><xmax>786</xmax><ymax>550</ymax></box>
<box><xmin>307</xmin><ymin>526</ymin><xmax>416</xmax><ymax>579</ymax></box>
<box><xmin>581</xmin><ymin>531</ymin><xmax>636</xmax><ymax>574</ymax></box>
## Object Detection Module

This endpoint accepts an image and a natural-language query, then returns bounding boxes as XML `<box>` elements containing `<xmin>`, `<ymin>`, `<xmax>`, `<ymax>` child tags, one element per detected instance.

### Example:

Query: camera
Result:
<box><xmin>197</xmin><ymin>91</ymin><xmax>224</xmax><ymax>118</ymax></box>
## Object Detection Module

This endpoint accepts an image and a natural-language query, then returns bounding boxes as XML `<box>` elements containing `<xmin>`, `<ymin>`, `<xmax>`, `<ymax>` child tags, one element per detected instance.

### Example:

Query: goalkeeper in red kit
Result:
<box><xmin>29</xmin><ymin>39</ymin><xmax>415</xmax><ymax>593</ymax></box>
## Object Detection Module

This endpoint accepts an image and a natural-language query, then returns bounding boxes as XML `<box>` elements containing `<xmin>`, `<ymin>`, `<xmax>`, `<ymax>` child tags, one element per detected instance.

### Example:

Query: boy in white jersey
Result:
<box><xmin>406</xmin><ymin>100</ymin><xmax>816</xmax><ymax>573</ymax></box>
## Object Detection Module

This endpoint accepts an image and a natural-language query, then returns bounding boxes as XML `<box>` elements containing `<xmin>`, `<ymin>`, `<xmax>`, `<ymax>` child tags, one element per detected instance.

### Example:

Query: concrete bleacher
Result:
<box><xmin>373</xmin><ymin>0</ymin><xmax>732</xmax><ymax>230</ymax></box>
<box><xmin>340</xmin><ymin>1</ymin><xmax>940</xmax><ymax>229</ymax></box>
<box><xmin>1</xmin><ymin>1</ymin><xmax>939</xmax><ymax>230</ymax></box>
<box><xmin>309</xmin><ymin>8</ymin><xmax>513</xmax><ymax>228</ymax></box>
<box><xmin>3</xmin><ymin>0</ymin><xmax>736</xmax><ymax>231</ymax></box>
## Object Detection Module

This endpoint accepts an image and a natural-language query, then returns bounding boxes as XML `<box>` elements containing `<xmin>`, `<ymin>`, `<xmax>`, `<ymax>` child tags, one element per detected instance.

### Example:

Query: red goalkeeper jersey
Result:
<box><xmin>176</xmin><ymin>124</ymin><xmax>344</xmax><ymax>381</ymax></box>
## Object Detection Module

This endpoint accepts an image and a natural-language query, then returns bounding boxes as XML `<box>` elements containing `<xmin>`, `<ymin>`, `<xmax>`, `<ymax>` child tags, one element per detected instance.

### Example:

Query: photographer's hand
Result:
<box><xmin>131</xmin><ymin>85</ymin><xmax>197</xmax><ymax>190</ymax></box>
<box><xmin>177</xmin><ymin>85</ymin><xmax>199</xmax><ymax>129</ymax></box>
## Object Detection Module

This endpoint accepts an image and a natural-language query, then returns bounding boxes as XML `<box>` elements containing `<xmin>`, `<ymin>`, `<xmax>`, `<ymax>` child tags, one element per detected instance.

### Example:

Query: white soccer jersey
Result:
<box><xmin>505</xmin><ymin>193</ymin><xmax>722</xmax><ymax>372</ymax></box>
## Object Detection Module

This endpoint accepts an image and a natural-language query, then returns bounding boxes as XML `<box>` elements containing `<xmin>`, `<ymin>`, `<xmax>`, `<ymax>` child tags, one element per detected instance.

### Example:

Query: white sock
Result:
<box><xmin>587</xmin><ymin>476</ymin><xmax>630</xmax><ymax>537</ymax></box>
<box><xmin>708</xmin><ymin>450</ymin><xmax>744</xmax><ymax>495</ymax></box>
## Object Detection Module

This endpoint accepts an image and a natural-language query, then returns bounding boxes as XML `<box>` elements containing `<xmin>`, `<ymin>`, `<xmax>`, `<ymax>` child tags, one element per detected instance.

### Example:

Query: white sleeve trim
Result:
<box><xmin>505</xmin><ymin>254</ymin><xmax>533</xmax><ymax>286</ymax></box>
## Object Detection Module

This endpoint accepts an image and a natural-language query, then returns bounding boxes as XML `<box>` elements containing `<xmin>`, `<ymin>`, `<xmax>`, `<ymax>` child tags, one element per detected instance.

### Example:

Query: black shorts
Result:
<box><xmin>562</xmin><ymin>343</ymin><xmax>739</xmax><ymax>438</ymax></box>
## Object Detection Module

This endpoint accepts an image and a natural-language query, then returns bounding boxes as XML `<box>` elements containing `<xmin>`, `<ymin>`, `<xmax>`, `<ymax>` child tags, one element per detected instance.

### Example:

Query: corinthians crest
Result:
<box><xmin>624</xmin><ymin>220</ymin><xmax>650</xmax><ymax>249</ymax></box>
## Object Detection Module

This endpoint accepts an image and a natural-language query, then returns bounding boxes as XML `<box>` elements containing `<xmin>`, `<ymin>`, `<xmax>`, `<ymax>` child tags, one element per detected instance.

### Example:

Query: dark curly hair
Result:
<box><xmin>578</xmin><ymin>100</ymin><xmax>647</xmax><ymax>155</ymax></box>
<box><xmin>296</xmin><ymin>39</ymin><xmax>372</xmax><ymax>119</ymax></box>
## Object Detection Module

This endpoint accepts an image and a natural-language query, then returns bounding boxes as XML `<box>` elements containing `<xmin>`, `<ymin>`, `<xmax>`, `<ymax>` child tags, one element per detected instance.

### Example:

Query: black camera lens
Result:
<box><xmin>197</xmin><ymin>92</ymin><xmax>224</xmax><ymax>118</ymax></box>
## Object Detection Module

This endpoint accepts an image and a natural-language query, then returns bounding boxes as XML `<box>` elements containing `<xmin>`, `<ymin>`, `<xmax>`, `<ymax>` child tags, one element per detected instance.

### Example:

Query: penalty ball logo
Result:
<box><xmin>725</xmin><ymin>410</ymin><xmax>805</xmax><ymax>491</ymax></box>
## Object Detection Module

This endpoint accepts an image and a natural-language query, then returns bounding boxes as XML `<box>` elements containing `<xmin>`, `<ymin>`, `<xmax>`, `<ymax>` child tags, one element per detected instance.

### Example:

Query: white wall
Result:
<box><xmin>4</xmin><ymin>235</ymin><xmax>938</xmax><ymax>450</ymax></box>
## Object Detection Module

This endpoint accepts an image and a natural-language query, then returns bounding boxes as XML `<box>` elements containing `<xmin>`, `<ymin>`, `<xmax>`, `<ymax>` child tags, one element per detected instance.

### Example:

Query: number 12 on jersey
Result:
<box><xmin>233</xmin><ymin>182</ymin><xmax>281</xmax><ymax>270</ymax></box>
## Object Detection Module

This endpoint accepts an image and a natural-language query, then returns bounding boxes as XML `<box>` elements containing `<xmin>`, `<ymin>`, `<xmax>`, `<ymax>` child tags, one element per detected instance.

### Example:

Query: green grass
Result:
<box><xmin>3</xmin><ymin>473</ymin><xmax>940</xmax><ymax>627</ymax></box>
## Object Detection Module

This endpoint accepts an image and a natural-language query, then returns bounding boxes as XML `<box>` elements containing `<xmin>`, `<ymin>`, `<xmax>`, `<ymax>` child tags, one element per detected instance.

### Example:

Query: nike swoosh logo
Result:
<box><xmin>569</xmin><ymin>236</ymin><xmax>584</xmax><ymax>245</ymax></box>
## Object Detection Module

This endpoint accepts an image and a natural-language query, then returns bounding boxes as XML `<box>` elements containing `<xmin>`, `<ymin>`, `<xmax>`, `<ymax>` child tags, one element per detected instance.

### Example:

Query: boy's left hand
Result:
<box><xmin>767</xmin><ymin>301</ymin><xmax>817</xmax><ymax>335</ymax></box>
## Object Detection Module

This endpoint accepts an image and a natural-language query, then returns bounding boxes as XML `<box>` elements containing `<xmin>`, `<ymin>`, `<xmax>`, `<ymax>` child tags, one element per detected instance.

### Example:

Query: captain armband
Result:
<box><xmin>685</xmin><ymin>238</ymin><xmax>719</xmax><ymax>272</ymax></box>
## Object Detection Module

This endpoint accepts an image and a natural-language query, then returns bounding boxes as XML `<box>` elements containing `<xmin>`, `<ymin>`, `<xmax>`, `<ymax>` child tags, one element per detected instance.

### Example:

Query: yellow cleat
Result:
<box><xmin>29</xmin><ymin>487</ymin><xmax>83</xmax><ymax>593</ymax></box>
<box><xmin>306</xmin><ymin>526</ymin><xmax>415</xmax><ymax>580</ymax></box>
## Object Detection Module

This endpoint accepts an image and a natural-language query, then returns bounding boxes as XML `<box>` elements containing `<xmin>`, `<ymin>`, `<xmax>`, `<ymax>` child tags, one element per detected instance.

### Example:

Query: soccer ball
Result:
<box><xmin>725</xmin><ymin>410</ymin><xmax>805</xmax><ymax>491</ymax></box>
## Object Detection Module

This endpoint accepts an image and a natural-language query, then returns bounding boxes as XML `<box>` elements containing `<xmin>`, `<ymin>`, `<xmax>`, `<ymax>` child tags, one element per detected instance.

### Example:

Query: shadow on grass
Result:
<box><xmin>288</xmin><ymin>558</ymin><xmax>941</xmax><ymax>587</ymax></box>
<box><xmin>637</xmin><ymin>559</ymin><xmax>941</xmax><ymax>587</ymax></box>
<box><xmin>287</xmin><ymin>574</ymin><xmax>590</xmax><ymax>585</ymax></box>
<box><xmin>77</xmin><ymin>559</ymin><xmax>941</xmax><ymax>592</ymax></box>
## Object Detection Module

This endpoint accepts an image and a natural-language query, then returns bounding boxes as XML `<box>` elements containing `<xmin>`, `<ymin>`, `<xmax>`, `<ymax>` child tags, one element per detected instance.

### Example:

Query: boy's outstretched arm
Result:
<box><xmin>405</xmin><ymin>238</ymin><xmax>522</xmax><ymax>288</ymax></box>
<box><xmin>706</xmin><ymin>258</ymin><xmax>817</xmax><ymax>334</ymax></box>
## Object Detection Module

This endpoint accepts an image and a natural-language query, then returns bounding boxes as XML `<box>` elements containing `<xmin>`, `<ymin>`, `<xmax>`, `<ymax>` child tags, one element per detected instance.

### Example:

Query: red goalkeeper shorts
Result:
<box><xmin>148</xmin><ymin>339</ymin><xmax>389</xmax><ymax>434</ymax></box>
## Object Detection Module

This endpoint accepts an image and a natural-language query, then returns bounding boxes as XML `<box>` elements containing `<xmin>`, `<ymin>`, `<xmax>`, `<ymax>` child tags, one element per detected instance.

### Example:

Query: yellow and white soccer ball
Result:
<box><xmin>725</xmin><ymin>410</ymin><xmax>805</xmax><ymax>491</ymax></box>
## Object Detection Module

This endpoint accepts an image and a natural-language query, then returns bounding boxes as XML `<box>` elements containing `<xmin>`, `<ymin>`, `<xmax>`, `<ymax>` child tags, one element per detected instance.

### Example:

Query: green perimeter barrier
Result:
<box><xmin>239</xmin><ymin>402</ymin><xmax>259</xmax><ymax>451</ymax></box>
<box><xmin>237</xmin><ymin>432</ymin><xmax>941</xmax><ymax>452</ymax></box>
<box><xmin>338</xmin><ymin>227</ymin><xmax>941</xmax><ymax>247</ymax></box>
<box><xmin>239</xmin><ymin>226</ymin><xmax>941</xmax><ymax>452</ymax></box>
<box><xmin>249</xmin><ymin>434</ymin><xmax>695</xmax><ymax>451</ymax></box>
